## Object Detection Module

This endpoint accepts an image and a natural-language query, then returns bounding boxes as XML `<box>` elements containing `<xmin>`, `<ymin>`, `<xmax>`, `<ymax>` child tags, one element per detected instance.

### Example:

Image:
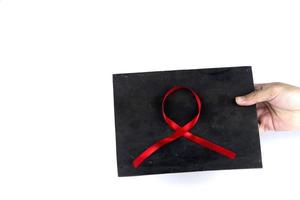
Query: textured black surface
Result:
<box><xmin>113</xmin><ymin>66</ymin><xmax>262</xmax><ymax>177</ymax></box>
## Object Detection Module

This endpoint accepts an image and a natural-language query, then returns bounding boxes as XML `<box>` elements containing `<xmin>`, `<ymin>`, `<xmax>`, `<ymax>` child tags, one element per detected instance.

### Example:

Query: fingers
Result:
<box><xmin>256</xmin><ymin>104</ymin><xmax>268</xmax><ymax>133</ymax></box>
<box><xmin>258</xmin><ymin>124</ymin><xmax>265</xmax><ymax>133</ymax></box>
<box><xmin>257</xmin><ymin>104</ymin><xmax>266</xmax><ymax>133</ymax></box>
<box><xmin>235</xmin><ymin>83</ymin><xmax>281</xmax><ymax>106</ymax></box>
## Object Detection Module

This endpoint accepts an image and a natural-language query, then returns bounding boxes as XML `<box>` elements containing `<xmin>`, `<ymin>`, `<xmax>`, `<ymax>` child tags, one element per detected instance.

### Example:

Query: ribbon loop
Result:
<box><xmin>132</xmin><ymin>86</ymin><xmax>237</xmax><ymax>168</ymax></box>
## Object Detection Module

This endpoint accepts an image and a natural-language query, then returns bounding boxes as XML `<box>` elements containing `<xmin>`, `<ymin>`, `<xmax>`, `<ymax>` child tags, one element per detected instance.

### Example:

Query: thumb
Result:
<box><xmin>235</xmin><ymin>84</ymin><xmax>279</xmax><ymax>106</ymax></box>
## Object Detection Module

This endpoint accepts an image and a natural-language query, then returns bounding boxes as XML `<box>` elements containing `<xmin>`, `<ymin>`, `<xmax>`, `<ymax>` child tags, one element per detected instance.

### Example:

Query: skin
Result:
<box><xmin>235</xmin><ymin>82</ymin><xmax>300</xmax><ymax>132</ymax></box>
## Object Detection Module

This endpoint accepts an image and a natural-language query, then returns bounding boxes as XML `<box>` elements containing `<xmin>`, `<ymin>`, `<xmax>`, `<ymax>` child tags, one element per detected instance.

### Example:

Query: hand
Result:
<box><xmin>235</xmin><ymin>82</ymin><xmax>300</xmax><ymax>132</ymax></box>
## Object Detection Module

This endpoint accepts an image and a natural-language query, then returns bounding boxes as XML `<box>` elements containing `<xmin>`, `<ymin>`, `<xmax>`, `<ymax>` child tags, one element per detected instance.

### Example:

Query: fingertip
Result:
<box><xmin>258</xmin><ymin>124</ymin><xmax>265</xmax><ymax>133</ymax></box>
<box><xmin>235</xmin><ymin>96</ymin><xmax>246</xmax><ymax>105</ymax></box>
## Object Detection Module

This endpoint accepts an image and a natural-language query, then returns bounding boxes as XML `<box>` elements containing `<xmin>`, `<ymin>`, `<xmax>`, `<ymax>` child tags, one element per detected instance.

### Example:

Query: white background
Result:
<box><xmin>1</xmin><ymin>0</ymin><xmax>300</xmax><ymax>199</ymax></box>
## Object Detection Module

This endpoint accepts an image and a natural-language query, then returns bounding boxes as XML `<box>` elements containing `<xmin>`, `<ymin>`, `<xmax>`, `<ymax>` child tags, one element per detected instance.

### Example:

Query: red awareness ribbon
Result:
<box><xmin>132</xmin><ymin>86</ymin><xmax>237</xmax><ymax>168</ymax></box>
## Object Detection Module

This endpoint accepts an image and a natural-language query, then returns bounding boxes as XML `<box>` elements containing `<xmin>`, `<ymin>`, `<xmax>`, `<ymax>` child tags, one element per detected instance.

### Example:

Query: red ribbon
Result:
<box><xmin>132</xmin><ymin>86</ymin><xmax>237</xmax><ymax>168</ymax></box>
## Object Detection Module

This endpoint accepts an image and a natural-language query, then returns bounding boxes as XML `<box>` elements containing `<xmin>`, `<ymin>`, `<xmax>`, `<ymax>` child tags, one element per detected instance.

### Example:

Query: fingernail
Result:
<box><xmin>236</xmin><ymin>96</ymin><xmax>245</xmax><ymax>104</ymax></box>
